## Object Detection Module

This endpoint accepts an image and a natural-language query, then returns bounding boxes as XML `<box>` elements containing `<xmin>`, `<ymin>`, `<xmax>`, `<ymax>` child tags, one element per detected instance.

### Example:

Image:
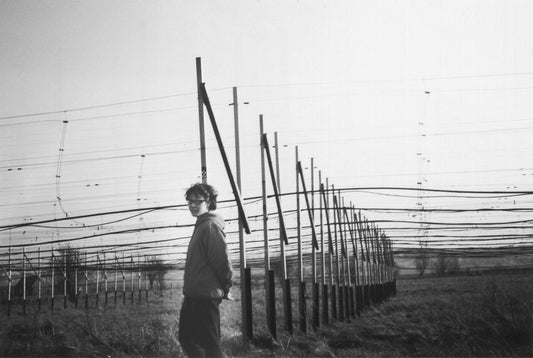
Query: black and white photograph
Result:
<box><xmin>1</xmin><ymin>1</ymin><xmax>532</xmax><ymax>357</ymax></box>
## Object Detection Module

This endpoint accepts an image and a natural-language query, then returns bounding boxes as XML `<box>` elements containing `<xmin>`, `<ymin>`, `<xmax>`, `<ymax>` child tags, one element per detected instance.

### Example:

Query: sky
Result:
<box><xmin>2</xmin><ymin>0</ymin><xmax>533</xmax><ymax>268</ymax></box>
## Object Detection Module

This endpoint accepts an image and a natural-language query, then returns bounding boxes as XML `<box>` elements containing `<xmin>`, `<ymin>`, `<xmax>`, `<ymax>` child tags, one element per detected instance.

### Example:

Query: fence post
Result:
<box><xmin>22</xmin><ymin>247</ymin><xmax>27</xmax><ymax>315</ymax></box>
<box><xmin>7</xmin><ymin>247</ymin><xmax>12</xmax><ymax>318</ymax></box>
<box><xmin>75</xmin><ymin>255</ymin><xmax>79</xmax><ymax>309</ymax></box>
<box><xmin>138</xmin><ymin>254</ymin><xmax>142</xmax><ymax>304</ymax></box>
<box><xmin>114</xmin><ymin>255</ymin><xmax>118</xmax><ymax>305</ymax></box>
<box><xmin>130</xmin><ymin>256</ymin><xmax>134</xmax><ymax>304</ymax></box>
<box><xmin>51</xmin><ymin>249</ymin><xmax>55</xmax><ymax>313</ymax></box>
<box><xmin>104</xmin><ymin>253</ymin><xmax>108</xmax><ymax>306</ymax></box>
<box><xmin>319</xmin><ymin>175</ymin><xmax>329</xmax><ymax>326</ymax></box>
<box><xmin>38</xmin><ymin>247</ymin><xmax>42</xmax><ymax>312</ymax></box>
<box><xmin>63</xmin><ymin>250</ymin><xmax>67</xmax><ymax>309</ymax></box>
<box><xmin>83</xmin><ymin>252</ymin><xmax>88</xmax><ymax>309</ymax></box>
<box><xmin>96</xmin><ymin>253</ymin><xmax>100</xmax><ymax>307</ymax></box>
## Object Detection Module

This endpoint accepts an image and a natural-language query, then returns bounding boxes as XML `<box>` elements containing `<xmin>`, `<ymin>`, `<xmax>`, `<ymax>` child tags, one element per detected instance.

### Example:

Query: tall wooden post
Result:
<box><xmin>260</xmin><ymin>115</ymin><xmax>276</xmax><ymax>339</ymax></box>
<box><xmin>233</xmin><ymin>87</ymin><xmax>252</xmax><ymax>342</ymax></box>
<box><xmin>319</xmin><ymin>173</ymin><xmax>328</xmax><ymax>325</ymax></box>
<box><xmin>196</xmin><ymin>57</ymin><xmax>207</xmax><ymax>183</ymax></box>
<box><xmin>311</xmin><ymin>159</ymin><xmax>319</xmax><ymax>330</ymax></box>
<box><xmin>296</xmin><ymin>147</ymin><xmax>306</xmax><ymax>333</ymax></box>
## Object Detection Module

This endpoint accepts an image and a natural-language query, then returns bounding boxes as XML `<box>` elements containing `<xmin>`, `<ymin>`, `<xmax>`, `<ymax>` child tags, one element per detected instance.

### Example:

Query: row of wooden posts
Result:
<box><xmin>1</xmin><ymin>58</ymin><xmax>398</xmax><ymax>341</ymax></box>
<box><xmin>1</xmin><ymin>249</ymin><xmax>154</xmax><ymax>317</ymax></box>
<box><xmin>195</xmin><ymin>58</ymin><xmax>398</xmax><ymax>341</ymax></box>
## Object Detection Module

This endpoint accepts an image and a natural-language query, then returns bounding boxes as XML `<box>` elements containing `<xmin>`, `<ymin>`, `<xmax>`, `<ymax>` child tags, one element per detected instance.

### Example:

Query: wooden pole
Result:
<box><xmin>200</xmin><ymin>83</ymin><xmax>250</xmax><ymax>234</ymax></box>
<box><xmin>260</xmin><ymin>115</ymin><xmax>277</xmax><ymax>340</ymax></box>
<box><xmin>296</xmin><ymin>148</ymin><xmax>306</xmax><ymax>333</ymax></box>
<box><xmin>114</xmin><ymin>255</ymin><xmax>118</xmax><ymax>305</ymax></box>
<box><xmin>104</xmin><ymin>253</ymin><xmax>108</xmax><ymax>306</ymax></box>
<box><xmin>96</xmin><ymin>254</ymin><xmax>100</xmax><ymax>306</ymax></box>
<box><xmin>233</xmin><ymin>87</ymin><xmax>252</xmax><ymax>342</ymax></box>
<box><xmin>122</xmin><ymin>254</ymin><xmax>126</xmax><ymax>305</ymax></box>
<box><xmin>319</xmin><ymin>173</ymin><xmax>328</xmax><ymax>325</ymax></box>
<box><xmin>38</xmin><ymin>247</ymin><xmax>42</xmax><ymax>311</ymax></box>
<box><xmin>85</xmin><ymin>252</ymin><xmax>89</xmax><ymax>308</ymax></box>
<box><xmin>196</xmin><ymin>57</ymin><xmax>207</xmax><ymax>183</ymax></box>
<box><xmin>7</xmin><ymin>247</ymin><xmax>11</xmax><ymax>318</ymax></box>
<box><xmin>333</xmin><ymin>194</ymin><xmax>344</xmax><ymax>321</ymax></box>
<box><xmin>310</xmin><ymin>159</ymin><xmax>319</xmax><ymax>330</ymax></box>
<box><xmin>341</xmin><ymin>199</ymin><xmax>354</xmax><ymax>318</ymax></box>
<box><xmin>138</xmin><ymin>254</ymin><xmax>142</xmax><ymax>303</ymax></box>
<box><xmin>51</xmin><ymin>249</ymin><xmax>55</xmax><ymax>313</ymax></box>
<box><xmin>131</xmin><ymin>256</ymin><xmax>134</xmax><ymax>304</ymax></box>
<box><xmin>23</xmin><ymin>247</ymin><xmax>27</xmax><ymax>315</ymax></box>
<box><xmin>63</xmin><ymin>249</ymin><xmax>67</xmax><ymax>309</ymax></box>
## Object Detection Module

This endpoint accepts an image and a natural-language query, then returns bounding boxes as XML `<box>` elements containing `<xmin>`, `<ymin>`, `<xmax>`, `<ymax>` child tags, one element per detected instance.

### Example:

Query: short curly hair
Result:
<box><xmin>185</xmin><ymin>183</ymin><xmax>218</xmax><ymax>211</ymax></box>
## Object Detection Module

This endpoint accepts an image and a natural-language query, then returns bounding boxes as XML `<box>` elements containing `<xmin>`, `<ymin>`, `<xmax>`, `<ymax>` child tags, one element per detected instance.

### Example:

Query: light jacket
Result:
<box><xmin>183</xmin><ymin>212</ymin><xmax>233</xmax><ymax>299</ymax></box>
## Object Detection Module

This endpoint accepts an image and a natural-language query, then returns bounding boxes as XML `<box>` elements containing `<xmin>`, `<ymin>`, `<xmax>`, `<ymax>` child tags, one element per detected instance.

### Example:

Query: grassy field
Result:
<box><xmin>1</xmin><ymin>270</ymin><xmax>532</xmax><ymax>357</ymax></box>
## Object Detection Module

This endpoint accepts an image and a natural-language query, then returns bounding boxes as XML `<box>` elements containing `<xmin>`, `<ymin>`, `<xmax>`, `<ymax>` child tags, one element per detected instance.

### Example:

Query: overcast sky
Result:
<box><xmin>2</xmin><ymin>1</ymin><xmax>533</xmax><ymax>261</ymax></box>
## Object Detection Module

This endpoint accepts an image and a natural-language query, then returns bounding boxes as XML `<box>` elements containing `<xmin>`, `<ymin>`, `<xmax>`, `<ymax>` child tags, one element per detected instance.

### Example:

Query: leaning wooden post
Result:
<box><xmin>260</xmin><ymin>116</ymin><xmax>277</xmax><ymax>340</ymax></box>
<box><xmin>262</xmin><ymin>133</ymin><xmax>292</xmax><ymax>335</ymax></box>
<box><xmin>201</xmin><ymin>83</ymin><xmax>253</xmax><ymax>342</ymax></box>
<box><xmin>340</xmin><ymin>198</ymin><xmax>353</xmax><ymax>319</ymax></box>
<box><xmin>295</xmin><ymin>147</ymin><xmax>307</xmax><ymax>333</ymax></box>
<box><xmin>332</xmin><ymin>194</ymin><xmax>344</xmax><ymax>321</ymax></box>
<box><xmin>296</xmin><ymin>160</ymin><xmax>320</xmax><ymax>332</ymax></box>
<box><xmin>349</xmin><ymin>207</ymin><xmax>361</xmax><ymax>316</ymax></box>
<box><xmin>355</xmin><ymin>212</ymin><xmax>368</xmax><ymax>309</ymax></box>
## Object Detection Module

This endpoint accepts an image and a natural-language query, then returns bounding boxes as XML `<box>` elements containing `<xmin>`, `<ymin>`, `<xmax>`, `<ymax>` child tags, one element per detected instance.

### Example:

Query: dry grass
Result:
<box><xmin>1</xmin><ymin>271</ymin><xmax>532</xmax><ymax>357</ymax></box>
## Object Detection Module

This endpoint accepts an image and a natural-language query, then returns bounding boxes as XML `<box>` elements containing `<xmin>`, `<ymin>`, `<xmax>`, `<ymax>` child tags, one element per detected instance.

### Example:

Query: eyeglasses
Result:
<box><xmin>187</xmin><ymin>199</ymin><xmax>206</xmax><ymax>205</ymax></box>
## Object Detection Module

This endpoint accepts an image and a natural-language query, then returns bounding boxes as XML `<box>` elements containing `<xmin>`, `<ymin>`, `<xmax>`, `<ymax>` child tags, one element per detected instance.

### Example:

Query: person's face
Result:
<box><xmin>187</xmin><ymin>193</ymin><xmax>209</xmax><ymax>217</ymax></box>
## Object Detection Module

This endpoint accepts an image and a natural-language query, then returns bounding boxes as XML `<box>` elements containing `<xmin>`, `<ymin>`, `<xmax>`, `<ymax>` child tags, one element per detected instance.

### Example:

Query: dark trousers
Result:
<box><xmin>178</xmin><ymin>297</ymin><xmax>223</xmax><ymax>358</ymax></box>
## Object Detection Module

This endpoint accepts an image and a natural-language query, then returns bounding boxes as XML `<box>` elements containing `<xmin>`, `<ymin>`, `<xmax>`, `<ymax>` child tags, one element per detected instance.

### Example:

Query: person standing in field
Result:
<box><xmin>179</xmin><ymin>183</ymin><xmax>234</xmax><ymax>358</ymax></box>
